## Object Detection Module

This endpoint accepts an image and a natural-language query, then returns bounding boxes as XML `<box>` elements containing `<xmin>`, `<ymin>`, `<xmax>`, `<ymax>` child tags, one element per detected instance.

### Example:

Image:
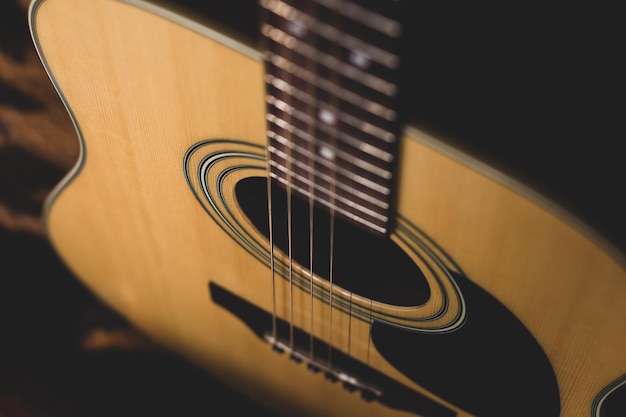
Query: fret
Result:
<box><xmin>270</xmin><ymin>173</ymin><xmax>388</xmax><ymax>235</ymax></box>
<box><xmin>269</xmin><ymin>134</ymin><xmax>392</xmax><ymax>197</ymax></box>
<box><xmin>266</xmin><ymin>74</ymin><xmax>396</xmax><ymax>126</ymax></box>
<box><xmin>266</xmin><ymin>73</ymin><xmax>396</xmax><ymax>122</ymax></box>
<box><xmin>267</xmin><ymin>149</ymin><xmax>389</xmax><ymax>209</ymax></box>
<box><xmin>268</xmin><ymin>157</ymin><xmax>390</xmax><ymax>211</ymax></box>
<box><xmin>261</xmin><ymin>0</ymin><xmax>400</xmax><ymax>68</ymax></box>
<box><xmin>267</xmin><ymin>113</ymin><xmax>395</xmax><ymax>168</ymax></box>
<box><xmin>268</xmin><ymin>163</ymin><xmax>390</xmax><ymax>223</ymax></box>
<box><xmin>266</xmin><ymin>63</ymin><xmax>395</xmax><ymax>162</ymax></box>
<box><xmin>267</xmin><ymin>94</ymin><xmax>395</xmax><ymax>146</ymax></box>
<box><xmin>268</xmin><ymin>131</ymin><xmax>393</xmax><ymax>191</ymax></box>
<box><xmin>268</xmin><ymin>129</ymin><xmax>393</xmax><ymax>193</ymax></box>
<box><xmin>269</xmin><ymin>172</ymin><xmax>389</xmax><ymax>235</ymax></box>
<box><xmin>262</xmin><ymin>24</ymin><xmax>397</xmax><ymax>96</ymax></box>
<box><xmin>312</xmin><ymin>0</ymin><xmax>402</xmax><ymax>38</ymax></box>
<box><xmin>332</xmin><ymin>108</ymin><xmax>395</xmax><ymax>143</ymax></box>
<box><xmin>267</xmin><ymin>54</ymin><xmax>393</xmax><ymax>107</ymax></box>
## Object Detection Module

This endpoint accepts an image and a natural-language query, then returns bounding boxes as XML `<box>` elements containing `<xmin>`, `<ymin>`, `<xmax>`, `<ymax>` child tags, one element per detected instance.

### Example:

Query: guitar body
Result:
<box><xmin>30</xmin><ymin>0</ymin><xmax>626</xmax><ymax>416</ymax></box>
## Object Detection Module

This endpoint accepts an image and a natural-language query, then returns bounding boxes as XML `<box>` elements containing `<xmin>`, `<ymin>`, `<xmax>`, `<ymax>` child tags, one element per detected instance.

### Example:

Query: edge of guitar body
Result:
<box><xmin>28</xmin><ymin>1</ymin><xmax>626</xmax><ymax>417</ymax></box>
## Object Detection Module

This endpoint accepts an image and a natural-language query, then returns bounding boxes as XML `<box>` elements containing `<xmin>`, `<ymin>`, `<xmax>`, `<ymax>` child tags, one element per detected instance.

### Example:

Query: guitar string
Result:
<box><xmin>288</xmin><ymin>157</ymin><xmax>295</xmax><ymax>352</ymax></box>
<box><xmin>343</xmin><ymin>12</ymin><xmax>356</xmax><ymax>358</ymax></box>
<box><xmin>261</xmin><ymin>1</ymin><xmax>279</xmax><ymax>344</ymax></box>
<box><xmin>347</xmin><ymin>281</ymin><xmax>353</xmax><ymax>356</ymax></box>
<box><xmin>267</xmin><ymin>165</ymin><xmax>278</xmax><ymax>342</ymax></box>
<box><xmin>367</xmin><ymin>298</ymin><xmax>373</xmax><ymax>365</ymax></box>
<box><xmin>327</xmin><ymin>211</ymin><xmax>335</xmax><ymax>368</ymax></box>
<box><xmin>304</xmin><ymin>0</ymin><xmax>319</xmax><ymax>363</ymax></box>
<box><xmin>286</xmin><ymin>3</ymin><xmax>296</xmax><ymax>352</ymax></box>
<box><xmin>325</xmin><ymin>4</ymin><xmax>346</xmax><ymax>372</ymax></box>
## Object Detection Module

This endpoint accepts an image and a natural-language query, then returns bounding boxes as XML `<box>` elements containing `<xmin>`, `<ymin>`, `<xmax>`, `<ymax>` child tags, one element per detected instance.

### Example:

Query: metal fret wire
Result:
<box><xmin>267</xmin><ymin>146</ymin><xmax>390</xmax><ymax>209</ymax></box>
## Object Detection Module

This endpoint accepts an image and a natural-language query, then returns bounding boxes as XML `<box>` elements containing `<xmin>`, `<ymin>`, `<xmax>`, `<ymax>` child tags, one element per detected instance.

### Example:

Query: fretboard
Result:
<box><xmin>261</xmin><ymin>0</ymin><xmax>404</xmax><ymax>235</ymax></box>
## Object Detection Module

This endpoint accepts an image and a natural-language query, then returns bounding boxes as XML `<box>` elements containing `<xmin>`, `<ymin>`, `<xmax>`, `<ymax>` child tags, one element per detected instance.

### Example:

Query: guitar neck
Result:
<box><xmin>260</xmin><ymin>0</ymin><xmax>404</xmax><ymax>235</ymax></box>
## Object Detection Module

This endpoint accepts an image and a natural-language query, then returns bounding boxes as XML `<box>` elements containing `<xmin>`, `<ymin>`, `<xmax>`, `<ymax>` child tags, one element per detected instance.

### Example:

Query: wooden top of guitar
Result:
<box><xmin>31</xmin><ymin>0</ymin><xmax>626</xmax><ymax>416</ymax></box>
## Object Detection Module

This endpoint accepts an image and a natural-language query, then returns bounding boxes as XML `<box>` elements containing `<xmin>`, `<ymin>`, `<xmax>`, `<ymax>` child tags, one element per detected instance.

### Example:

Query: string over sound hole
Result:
<box><xmin>235</xmin><ymin>176</ymin><xmax>430</xmax><ymax>306</ymax></box>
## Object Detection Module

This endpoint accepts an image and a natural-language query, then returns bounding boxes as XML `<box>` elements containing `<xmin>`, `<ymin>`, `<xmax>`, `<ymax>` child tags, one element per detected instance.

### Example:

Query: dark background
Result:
<box><xmin>1</xmin><ymin>1</ymin><xmax>624</xmax><ymax>416</ymax></box>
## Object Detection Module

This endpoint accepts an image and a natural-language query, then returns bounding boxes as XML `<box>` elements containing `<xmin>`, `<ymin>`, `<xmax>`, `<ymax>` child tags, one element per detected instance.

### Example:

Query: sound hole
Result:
<box><xmin>235</xmin><ymin>176</ymin><xmax>430</xmax><ymax>306</ymax></box>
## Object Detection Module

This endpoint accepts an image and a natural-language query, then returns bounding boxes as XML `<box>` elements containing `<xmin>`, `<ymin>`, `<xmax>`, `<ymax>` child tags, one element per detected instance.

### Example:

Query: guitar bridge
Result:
<box><xmin>209</xmin><ymin>281</ymin><xmax>456</xmax><ymax>417</ymax></box>
<box><xmin>264</xmin><ymin>332</ymin><xmax>383</xmax><ymax>400</ymax></box>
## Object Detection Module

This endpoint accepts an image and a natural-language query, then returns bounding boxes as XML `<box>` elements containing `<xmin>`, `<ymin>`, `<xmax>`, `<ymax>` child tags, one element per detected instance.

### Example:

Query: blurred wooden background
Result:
<box><xmin>0</xmin><ymin>1</ymin><xmax>277</xmax><ymax>416</ymax></box>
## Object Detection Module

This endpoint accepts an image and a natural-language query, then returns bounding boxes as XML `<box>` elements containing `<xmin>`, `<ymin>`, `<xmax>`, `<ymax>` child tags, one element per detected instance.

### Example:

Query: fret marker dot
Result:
<box><xmin>287</xmin><ymin>21</ymin><xmax>307</xmax><ymax>38</ymax></box>
<box><xmin>349</xmin><ymin>50</ymin><xmax>371</xmax><ymax>69</ymax></box>
<box><xmin>318</xmin><ymin>108</ymin><xmax>337</xmax><ymax>125</ymax></box>
<box><xmin>319</xmin><ymin>146</ymin><xmax>335</xmax><ymax>161</ymax></box>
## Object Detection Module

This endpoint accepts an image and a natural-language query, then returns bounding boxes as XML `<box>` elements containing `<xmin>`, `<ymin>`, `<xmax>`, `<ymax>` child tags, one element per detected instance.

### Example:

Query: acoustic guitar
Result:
<box><xmin>29</xmin><ymin>0</ymin><xmax>626</xmax><ymax>416</ymax></box>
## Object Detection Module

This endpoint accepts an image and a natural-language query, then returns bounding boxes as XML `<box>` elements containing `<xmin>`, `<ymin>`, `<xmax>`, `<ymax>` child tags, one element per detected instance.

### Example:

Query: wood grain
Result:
<box><xmin>32</xmin><ymin>0</ymin><xmax>626</xmax><ymax>416</ymax></box>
